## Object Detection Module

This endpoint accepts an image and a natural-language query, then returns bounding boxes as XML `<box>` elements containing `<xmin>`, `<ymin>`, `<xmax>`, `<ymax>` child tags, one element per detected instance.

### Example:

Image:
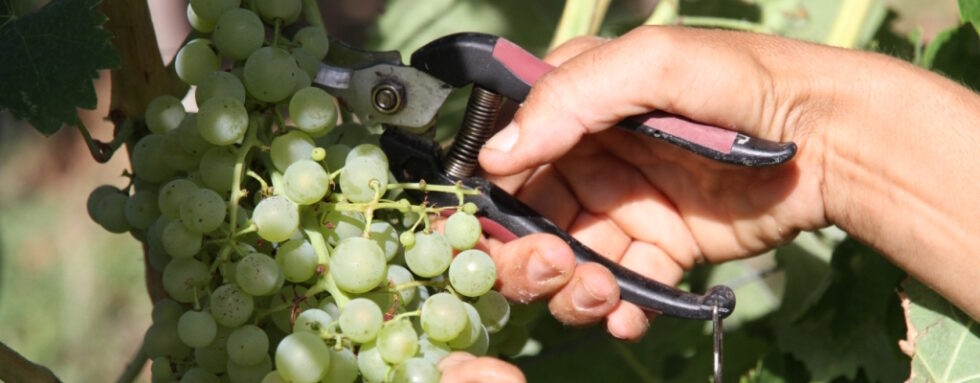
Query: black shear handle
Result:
<box><xmin>411</xmin><ymin>32</ymin><xmax>796</xmax><ymax>167</ymax></box>
<box><xmin>467</xmin><ymin>178</ymin><xmax>735</xmax><ymax>320</ymax></box>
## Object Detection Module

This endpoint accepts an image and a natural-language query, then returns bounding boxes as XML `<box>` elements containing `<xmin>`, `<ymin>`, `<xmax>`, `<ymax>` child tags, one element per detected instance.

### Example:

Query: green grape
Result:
<box><xmin>418</xmin><ymin>336</ymin><xmax>451</xmax><ymax>365</ymax></box>
<box><xmin>252</xmin><ymin>196</ymin><xmax>299</xmax><ymax>242</ymax></box>
<box><xmin>356</xmin><ymin>341</ymin><xmax>390</xmax><ymax>383</ymax></box>
<box><xmin>270</xmin><ymin>130</ymin><xmax>315</xmax><ymax>172</ymax></box>
<box><xmin>179</xmin><ymin>188</ymin><xmax>226</xmax><ymax>234</ymax></box>
<box><xmin>145</xmin><ymin>321</ymin><xmax>192</xmax><ymax>359</ymax></box>
<box><xmin>227</xmin><ymin>324</ymin><xmax>269</xmax><ymax>366</ymax></box>
<box><xmin>292</xmin><ymin>68</ymin><xmax>311</xmax><ymax>95</ymax></box>
<box><xmin>261</xmin><ymin>371</ymin><xmax>286</xmax><ymax>383</ymax></box>
<box><xmin>282</xmin><ymin>159</ymin><xmax>329</xmax><ymax>205</ymax></box>
<box><xmin>275</xmin><ymin>239</ymin><xmax>317</xmax><ymax>282</ymax></box>
<box><xmin>288</xmin><ymin>87</ymin><xmax>337</xmax><ymax>135</ymax></box>
<box><xmin>152</xmin><ymin>298</ymin><xmax>186</xmax><ymax>324</ymax></box>
<box><xmin>318</xmin><ymin>296</ymin><xmax>339</xmax><ymax>316</ymax></box>
<box><xmin>186</xmin><ymin>3</ymin><xmax>215</xmax><ymax>32</ymax></box>
<box><xmin>421</xmin><ymin>293</ymin><xmax>468</xmax><ymax>342</ymax></box>
<box><xmin>329</xmin><ymin>237</ymin><xmax>387</xmax><ymax>293</ymax></box>
<box><xmin>210</xmin><ymin>284</ymin><xmax>255</xmax><ymax>327</ymax></box>
<box><xmin>320</xmin><ymin>209</ymin><xmax>364</xmax><ymax>245</ymax></box>
<box><xmin>462</xmin><ymin>202</ymin><xmax>478</xmax><ymax>215</ymax></box>
<box><xmin>293</xmin><ymin>27</ymin><xmax>329</xmax><ymax>60</ymax></box>
<box><xmin>244</xmin><ymin>46</ymin><xmax>300</xmax><ymax>103</ymax></box>
<box><xmin>386</xmin><ymin>265</ymin><xmax>416</xmax><ymax>304</ymax></box>
<box><xmin>391</xmin><ymin>358</ymin><xmax>440</xmax><ymax>383</ymax></box>
<box><xmin>189</xmin><ymin>0</ymin><xmax>240</xmax><ymax>22</ymax></box>
<box><xmin>339</xmin><ymin>157</ymin><xmax>388</xmax><ymax>203</ymax></box>
<box><xmin>347</xmin><ymin>143</ymin><xmax>388</xmax><ymax>164</ymax></box>
<box><xmin>322</xmin><ymin>347</ymin><xmax>358</xmax><ymax>383</ymax></box>
<box><xmin>181</xmin><ymin>367</ymin><xmax>219</xmax><ymax>383</ymax></box>
<box><xmin>151</xmin><ymin>356</ymin><xmax>174</xmax><ymax>381</ymax></box>
<box><xmin>162</xmin><ymin>220</ymin><xmax>202</xmax><ymax>258</ymax></box>
<box><xmin>255</xmin><ymin>0</ymin><xmax>301</xmax><ymax>24</ymax></box>
<box><xmin>178</xmin><ymin>310</ymin><xmax>217</xmax><ymax>348</ymax></box>
<box><xmin>236</xmin><ymin>252</ymin><xmax>284</xmax><ymax>296</ymax></box>
<box><xmin>176</xmin><ymin>114</ymin><xmax>214</xmax><ymax>159</ymax></box>
<box><xmin>227</xmin><ymin>354</ymin><xmax>272</xmax><ymax>383</ymax></box>
<box><xmin>176</xmin><ymin>38</ymin><xmax>221</xmax><ymax>85</ymax></box>
<box><xmin>293</xmin><ymin>308</ymin><xmax>332</xmax><ymax>334</ymax></box>
<box><xmin>158</xmin><ymin>179</ymin><xmax>198</xmax><ymax>219</ymax></box>
<box><xmin>195</xmin><ymin>326</ymin><xmax>231</xmax><ymax>374</ymax></box>
<box><xmin>146</xmin><ymin>95</ymin><xmax>186</xmax><ymax>134</ymax></box>
<box><xmin>275</xmin><ymin>332</ymin><xmax>330</xmax><ymax>383</ymax></box>
<box><xmin>213</xmin><ymin>8</ymin><xmax>264</xmax><ymax>60</ymax></box>
<box><xmin>87</xmin><ymin>185</ymin><xmax>121</xmax><ymax>222</ymax></box>
<box><xmin>399</xmin><ymin>231</ymin><xmax>415</xmax><ymax>249</ymax></box>
<box><xmin>495</xmin><ymin>325</ymin><xmax>529</xmax><ymax>357</ymax></box>
<box><xmin>338</xmin><ymin>298</ymin><xmax>383</xmax><ymax>343</ymax></box>
<box><xmin>377</xmin><ymin>319</ymin><xmax>418</xmax><ymax>364</ymax></box>
<box><xmin>162</xmin><ymin>258</ymin><xmax>210</xmax><ymax>303</ymax></box>
<box><xmin>162</xmin><ymin>132</ymin><xmax>199</xmax><ymax>172</ymax></box>
<box><xmin>445</xmin><ymin>211</ymin><xmax>481</xmax><ymax>250</ymax></box>
<box><xmin>473</xmin><ymin>290</ymin><xmax>510</xmax><ymax>333</ymax></box>
<box><xmin>290</xmin><ymin>48</ymin><xmax>318</xmax><ymax>78</ymax></box>
<box><xmin>198</xmin><ymin>96</ymin><xmax>249</xmax><ymax>146</ymax></box>
<box><xmin>199</xmin><ymin>146</ymin><xmax>236</xmax><ymax>193</ymax></box>
<box><xmin>147</xmin><ymin>246</ymin><xmax>171</xmax><ymax>273</ymax></box>
<box><xmin>324</xmin><ymin>144</ymin><xmax>350</xmax><ymax>173</ymax></box>
<box><xmin>132</xmin><ymin>134</ymin><xmax>177</xmax><ymax>183</ymax></box>
<box><xmin>369</xmin><ymin>221</ymin><xmax>400</xmax><ymax>261</ymax></box>
<box><xmin>404</xmin><ymin>232</ymin><xmax>452</xmax><ymax>278</ymax></box>
<box><xmin>197</xmin><ymin>71</ymin><xmax>246</xmax><ymax>105</ymax></box>
<box><xmin>461</xmin><ymin>325</ymin><xmax>489</xmax><ymax>356</ymax></box>
<box><xmin>448</xmin><ymin>249</ymin><xmax>497</xmax><ymax>297</ymax></box>
<box><xmin>93</xmin><ymin>190</ymin><xmax>131</xmax><ymax>233</ymax></box>
<box><xmin>448</xmin><ymin>303</ymin><xmax>482</xmax><ymax>349</ymax></box>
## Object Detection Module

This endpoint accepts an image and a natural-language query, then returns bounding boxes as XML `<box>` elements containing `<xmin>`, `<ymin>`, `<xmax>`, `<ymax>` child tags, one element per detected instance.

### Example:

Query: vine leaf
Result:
<box><xmin>923</xmin><ymin>23</ymin><xmax>980</xmax><ymax>90</ymax></box>
<box><xmin>0</xmin><ymin>0</ymin><xmax>119</xmax><ymax>135</ymax></box>
<box><xmin>960</xmin><ymin>0</ymin><xmax>980</xmax><ymax>33</ymax></box>
<box><xmin>902</xmin><ymin>278</ymin><xmax>980</xmax><ymax>383</ymax></box>
<box><xmin>773</xmin><ymin>239</ymin><xmax>909</xmax><ymax>382</ymax></box>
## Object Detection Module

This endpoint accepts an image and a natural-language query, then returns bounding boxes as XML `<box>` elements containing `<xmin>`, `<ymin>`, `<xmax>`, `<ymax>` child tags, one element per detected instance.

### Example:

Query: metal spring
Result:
<box><xmin>443</xmin><ymin>86</ymin><xmax>504</xmax><ymax>178</ymax></box>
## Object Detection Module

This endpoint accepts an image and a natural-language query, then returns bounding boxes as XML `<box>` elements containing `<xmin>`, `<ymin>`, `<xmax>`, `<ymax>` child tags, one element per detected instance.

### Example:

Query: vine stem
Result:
<box><xmin>227</xmin><ymin>118</ymin><xmax>259</xmax><ymax>243</ymax></box>
<box><xmin>301</xmin><ymin>0</ymin><xmax>325</xmax><ymax>29</ymax></box>
<box><xmin>76</xmin><ymin>118</ymin><xmax>133</xmax><ymax>163</ymax></box>
<box><xmin>549</xmin><ymin>0</ymin><xmax>611</xmax><ymax>50</ymax></box>
<box><xmin>0</xmin><ymin>341</ymin><xmax>61</xmax><ymax>383</ymax></box>
<box><xmin>677</xmin><ymin>16</ymin><xmax>772</xmax><ymax>34</ymax></box>
<box><xmin>644</xmin><ymin>0</ymin><xmax>678</xmax><ymax>25</ymax></box>
<box><xmin>825</xmin><ymin>0</ymin><xmax>876</xmax><ymax>48</ymax></box>
<box><xmin>114</xmin><ymin>343</ymin><xmax>147</xmax><ymax>383</ymax></box>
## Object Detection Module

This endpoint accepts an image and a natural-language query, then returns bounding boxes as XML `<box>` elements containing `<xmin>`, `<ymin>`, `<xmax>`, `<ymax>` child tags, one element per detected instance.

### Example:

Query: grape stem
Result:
<box><xmin>245</xmin><ymin>170</ymin><xmax>269</xmax><ymax>191</ymax></box>
<box><xmin>302</xmin><ymin>0</ymin><xmax>326</xmax><ymax>29</ymax></box>
<box><xmin>361</xmin><ymin>181</ymin><xmax>385</xmax><ymax>237</ymax></box>
<box><xmin>388</xmin><ymin>310</ymin><xmax>421</xmax><ymax>323</ymax></box>
<box><xmin>114</xmin><ymin>342</ymin><xmax>147</xmax><ymax>383</ymax></box>
<box><xmin>227</xmin><ymin>116</ymin><xmax>260</xmax><ymax>246</ymax></box>
<box><xmin>392</xmin><ymin>280</ymin><xmax>443</xmax><ymax>292</ymax></box>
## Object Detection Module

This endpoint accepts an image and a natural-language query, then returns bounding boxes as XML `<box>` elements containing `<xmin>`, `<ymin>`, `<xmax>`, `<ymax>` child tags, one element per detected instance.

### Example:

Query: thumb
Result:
<box><xmin>479</xmin><ymin>26</ymin><xmax>791</xmax><ymax>176</ymax></box>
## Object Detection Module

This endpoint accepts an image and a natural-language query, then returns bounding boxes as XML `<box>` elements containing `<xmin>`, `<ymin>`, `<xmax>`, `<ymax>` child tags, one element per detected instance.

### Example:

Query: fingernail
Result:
<box><xmin>485</xmin><ymin>122</ymin><xmax>519</xmax><ymax>153</ymax></box>
<box><xmin>572</xmin><ymin>279</ymin><xmax>607</xmax><ymax>310</ymax></box>
<box><xmin>527</xmin><ymin>252</ymin><xmax>561</xmax><ymax>283</ymax></box>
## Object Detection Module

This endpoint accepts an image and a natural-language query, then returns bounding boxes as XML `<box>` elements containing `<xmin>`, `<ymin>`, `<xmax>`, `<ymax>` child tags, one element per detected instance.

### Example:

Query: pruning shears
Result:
<box><xmin>313</xmin><ymin>32</ymin><xmax>798</xmax><ymax>380</ymax></box>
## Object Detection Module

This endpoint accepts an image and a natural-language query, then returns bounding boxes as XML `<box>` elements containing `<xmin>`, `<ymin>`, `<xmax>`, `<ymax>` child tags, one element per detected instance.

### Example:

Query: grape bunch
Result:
<box><xmin>84</xmin><ymin>1</ymin><xmax>540</xmax><ymax>382</ymax></box>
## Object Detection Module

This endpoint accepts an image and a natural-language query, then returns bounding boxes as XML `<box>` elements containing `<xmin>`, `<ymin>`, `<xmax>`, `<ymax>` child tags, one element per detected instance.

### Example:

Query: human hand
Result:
<box><xmin>477</xmin><ymin>26</ymin><xmax>840</xmax><ymax>341</ymax></box>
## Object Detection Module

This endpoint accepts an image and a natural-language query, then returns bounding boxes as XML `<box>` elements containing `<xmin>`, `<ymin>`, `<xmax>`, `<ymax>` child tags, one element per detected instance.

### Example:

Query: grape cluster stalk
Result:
<box><xmin>85</xmin><ymin>1</ymin><xmax>539</xmax><ymax>382</ymax></box>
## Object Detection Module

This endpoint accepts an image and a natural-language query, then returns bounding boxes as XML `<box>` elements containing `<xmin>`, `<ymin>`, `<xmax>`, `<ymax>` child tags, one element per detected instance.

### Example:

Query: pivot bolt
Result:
<box><xmin>371</xmin><ymin>82</ymin><xmax>404</xmax><ymax>114</ymax></box>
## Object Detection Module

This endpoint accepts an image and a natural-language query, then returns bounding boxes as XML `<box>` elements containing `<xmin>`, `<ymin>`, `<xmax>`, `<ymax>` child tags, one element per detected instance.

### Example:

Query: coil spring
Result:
<box><xmin>443</xmin><ymin>86</ymin><xmax>504</xmax><ymax>178</ymax></box>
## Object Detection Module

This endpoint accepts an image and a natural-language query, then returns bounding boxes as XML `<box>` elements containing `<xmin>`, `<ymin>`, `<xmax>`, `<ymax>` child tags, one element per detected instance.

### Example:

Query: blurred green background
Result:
<box><xmin>0</xmin><ymin>0</ymin><xmax>964</xmax><ymax>382</ymax></box>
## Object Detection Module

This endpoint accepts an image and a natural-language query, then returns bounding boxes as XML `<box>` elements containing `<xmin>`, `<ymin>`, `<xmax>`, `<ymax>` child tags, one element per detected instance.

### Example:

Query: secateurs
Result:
<box><xmin>312</xmin><ymin>31</ymin><xmax>798</xmax><ymax>380</ymax></box>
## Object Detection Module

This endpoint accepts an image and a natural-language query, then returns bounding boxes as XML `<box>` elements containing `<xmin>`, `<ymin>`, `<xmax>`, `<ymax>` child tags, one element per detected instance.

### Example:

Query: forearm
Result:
<box><xmin>822</xmin><ymin>51</ymin><xmax>980</xmax><ymax>319</ymax></box>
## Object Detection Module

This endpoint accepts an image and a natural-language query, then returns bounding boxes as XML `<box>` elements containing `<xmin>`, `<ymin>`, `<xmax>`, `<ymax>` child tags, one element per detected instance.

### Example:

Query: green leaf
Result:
<box><xmin>0</xmin><ymin>0</ymin><xmax>119</xmax><ymax>135</ymax></box>
<box><xmin>773</xmin><ymin>238</ymin><xmax>909</xmax><ymax>382</ymax></box>
<box><xmin>903</xmin><ymin>279</ymin><xmax>980</xmax><ymax>383</ymax></box>
<box><xmin>960</xmin><ymin>0</ymin><xmax>980</xmax><ymax>33</ymax></box>
<box><xmin>922</xmin><ymin>23</ymin><xmax>980</xmax><ymax>90</ymax></box>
